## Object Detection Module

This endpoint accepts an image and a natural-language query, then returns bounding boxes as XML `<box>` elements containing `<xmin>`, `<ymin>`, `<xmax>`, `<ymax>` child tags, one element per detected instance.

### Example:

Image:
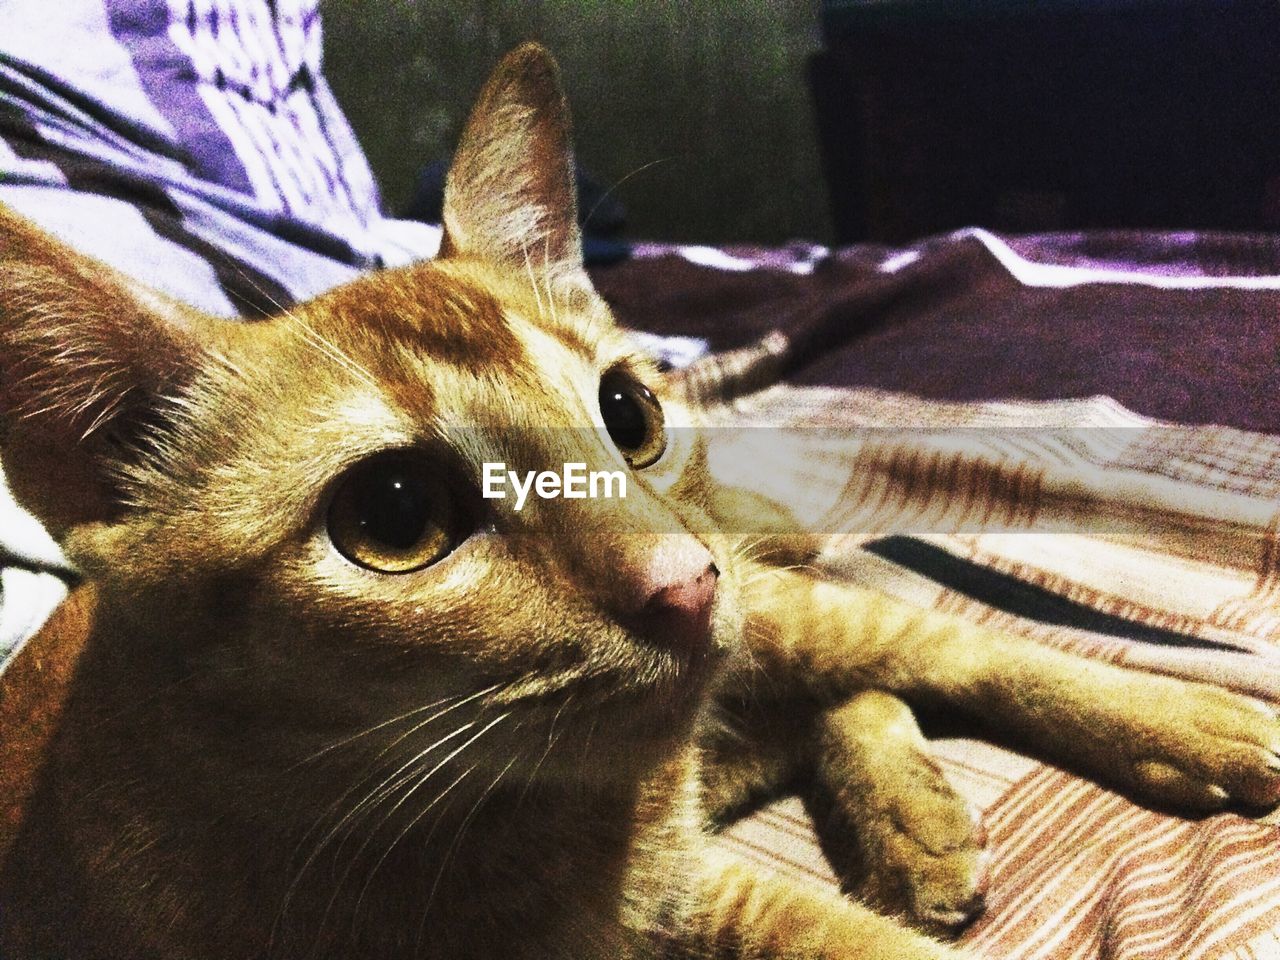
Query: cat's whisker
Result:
<box><xmin>521</xmin><ymin>724</ymin><xmax>566</xmax><ymax>803</ymax></box>
<box><xmin>733</xmin><ymin>620</ymin><xmax>784</xmax><ymax>703</ymax></box>
<box><xmin>299</xmin><ymin>719</ymin><xmax>479</xmax><ymax>866</ymax></box>
<box><xmin>732</xmin><ymin>535</ymin><xmax>769</xmax><ymax>564</ymax></box>
<box><xmin>520</xmin><ymin>695</ymin><xmax>574</xmax><ymax>800</ymax></box>
<box><xmin>545</xmin><ymin>279</ymin><xmax>560</xmax><ymax>327</ymax></box>
<box><xmin>329</xmin><ymin>720</ymin><xmax>480</xmax><ymax>852</ymax></box>
<box><xmin>200</xmin><ymin>344</ymin><xmax>249</xmax><ymax>381</ymax></box>
<box><xmin>730</xmin><ymin>549</ymin><xmax>807</xmax><ymax>693</ymax></box>
<box><xmin>351</xmin><ymin>763</ymin><xmax>479</xmax><ymax>920</ymax></box>
<box><xmin>322</xmin><ymin>712</ymin><xmax>511</xmax><ymax>934</ymax></box>
<box><xmin>486</xmin><ymin>665</ymin><xmax>606</xmax><ymax>705</ymax></box>
<box><xmin>217</xmin><ymin>277</ymin><xmax>280</xmax><ymax>323</ymax></box>
<box><xmin>304</xmin><ymin>682</ymin><xmax>513</xmax><ymax>847</ymax></box>
<box><xmin>541</xmin><ymin>234</ymin><xmax>562</xmax><ymax>326</ymax></box>
<box><xmin>581</xmin><ymin>157</ymin><xmax>674</xmax><ymax>233</ymax></box>
<box><xmin>521</xmin><ymin>242</ymin><xmax>547</xmax><ymax>321</ymax></box>
<box><xmin>547</xmin><ymin>694</ymin><xmax>573</xmax><ymax>750</ymax></box>
<box><xmin>278</xmin><ymin>718</ymin><xmax>482</xmax><ymax>938</ymax></box>
<box><xmin>350</xmin><ymin>711</ymin><xmax>511</xmax><ymax>856</ymax></box>
<box><xmin>280</xmin><ymin>310</ymin><xmax>381</xmax><ymax>391</ymax></box>
<box><xmin>214</xmin><ymin>257</ymin><xmax>381</xmax><ymax>391</ymax></box>
<box><xmin>577</xmin><ymin>709</ymin><xmax>601</xmax><ymax>778</ymax></box>
<box><xmin>280</xmin><ymin>687</ymin><xmax>514</xmax><ymax>930</ymax></box>
<box><xmin>208</xmin><ymin>255</ymin><xmax>288</xmax><ymax>316</ymax></box>
<box><xmin>359</xmin><ymin>729</ymin><xmax>518</xmax><ymax>925</ymax></box>
<box><xmin>211</xmin><ymin>263</ymin><xmax>286</xmax><ymax>322</ymax></box>
<box><xmin>286</xmin><ymin>689</ymin><xmax>476</xmax><ymax>770</ymax></box>
<box><xmin>416</xmin><ymin>752</ymin><xmax>520</xmax><ymax>947</ymax></box>
<box><xmin>292</xmin><ymin>682</ymin><xmax>505</xmax><ymax>851</ymax></box>
<box><xmin>731</xmin><ymin>536</ymin><xmax>796</xmax><ymax>575</ymax></box>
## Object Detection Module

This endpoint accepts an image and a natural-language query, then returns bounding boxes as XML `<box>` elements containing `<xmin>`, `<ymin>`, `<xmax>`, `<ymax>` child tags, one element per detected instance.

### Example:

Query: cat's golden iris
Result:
<box><xmin>599</xmin><ymin>369</ymin><xmax>666</xmax><ymax>468</ymax></box>
<box><xmin>327</xmin><ymin>452</ymin><xmax>460</xmax><ymax>573</ymax></box>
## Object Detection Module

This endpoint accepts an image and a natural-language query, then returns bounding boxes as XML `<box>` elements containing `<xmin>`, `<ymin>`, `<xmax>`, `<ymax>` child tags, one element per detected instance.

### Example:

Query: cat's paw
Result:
<box><xmin>853</xmin><ymin>751</ymin><xmax>990</xmax><ymax>935</ymax></box>
<box><xmin>1115</xmin><ymin>680</ymin><xmax>1280</xmax><ymax>811</ymax></box>
<box><xmin>812</xmin><ymin>690</ymin><xmax>990</xmax><ymax>937</ymax></box>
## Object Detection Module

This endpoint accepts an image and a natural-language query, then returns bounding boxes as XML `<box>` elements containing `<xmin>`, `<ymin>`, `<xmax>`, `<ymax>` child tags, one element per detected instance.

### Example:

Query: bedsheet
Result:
<box><xmin>589</xmin><ymin>230</ymin><xmax>1280</xmax><ymax>959</ymax></box>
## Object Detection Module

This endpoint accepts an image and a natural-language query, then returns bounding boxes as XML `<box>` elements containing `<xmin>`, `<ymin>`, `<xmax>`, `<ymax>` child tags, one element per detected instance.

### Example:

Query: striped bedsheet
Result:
<box><xmin>699</xmin><ymin>383</ymin><xmax>1280</xmax><ymax>959</ymax></box>
<box><xmin>639</xmin><ymin>245</ymin><xmax>1280</xmax><ymax>957</ymax></box>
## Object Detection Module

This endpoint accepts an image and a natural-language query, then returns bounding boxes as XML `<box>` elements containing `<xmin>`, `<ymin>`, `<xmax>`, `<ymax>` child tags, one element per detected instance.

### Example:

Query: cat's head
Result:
<box><xmin>0</xmin><ymin>44</ymin><xmax>737</xmax><ymax>797</ymax></box>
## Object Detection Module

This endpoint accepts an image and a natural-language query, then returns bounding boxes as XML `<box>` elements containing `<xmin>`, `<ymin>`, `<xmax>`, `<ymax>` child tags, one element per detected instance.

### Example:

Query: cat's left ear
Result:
<box><xmin>0</xmin><ymin>206</ymin><xmax>214</xmax><ymax>537</ymax></box>
<box><xmin>439</xmin><ymin>43</ymin><xmax>588</xmax><ymax>290</ymax></box>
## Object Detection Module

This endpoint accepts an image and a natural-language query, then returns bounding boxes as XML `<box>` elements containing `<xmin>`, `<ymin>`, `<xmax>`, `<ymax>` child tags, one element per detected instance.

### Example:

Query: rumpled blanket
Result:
<box><xmin>594</xmin><ymin>233</ymin><xmax>1280</xmax><ymax>960</ymax></box>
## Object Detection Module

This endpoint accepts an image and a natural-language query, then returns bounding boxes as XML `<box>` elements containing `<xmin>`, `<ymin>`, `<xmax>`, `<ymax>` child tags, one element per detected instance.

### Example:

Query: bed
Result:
<box><xmin>590</xmin><ymin>227</ymin><xmax>1280</xmax><ymax>959</ymax></box>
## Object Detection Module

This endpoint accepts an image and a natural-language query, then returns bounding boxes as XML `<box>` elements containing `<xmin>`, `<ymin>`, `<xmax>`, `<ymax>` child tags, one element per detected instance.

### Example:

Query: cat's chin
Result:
<box><xmin>595</xmin><ymin>643</ymin><xmax>729</xmax><ymax>762</ymax></box>
<box><xmin>486</xmin><ymin>645</ymin><xmax>727</xmax><ymax>792</ymax></box>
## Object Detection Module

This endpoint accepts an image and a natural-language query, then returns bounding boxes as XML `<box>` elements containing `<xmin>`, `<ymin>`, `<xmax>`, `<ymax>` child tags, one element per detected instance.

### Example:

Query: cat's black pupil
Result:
<box><xmin>600</xmin><ymin>378</ymin><xmax>648</xmax><ymax>452</ymax></box>
<box><xmin>359</xmin><ymin>468</ymin><xmax>430</xmax><ymax>550</ymax></box>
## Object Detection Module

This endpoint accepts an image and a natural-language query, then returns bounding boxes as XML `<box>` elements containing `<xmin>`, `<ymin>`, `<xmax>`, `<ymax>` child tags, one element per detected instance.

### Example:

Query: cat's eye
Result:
<box><xmin>599</xmin><ymin>369</ymin><xmax>666</xmax><ymax>468</ymax></box>
<box><xmin>328</xmin><ymin>454</ymin><xmax>461</xmax><ymax>573</ymax></box>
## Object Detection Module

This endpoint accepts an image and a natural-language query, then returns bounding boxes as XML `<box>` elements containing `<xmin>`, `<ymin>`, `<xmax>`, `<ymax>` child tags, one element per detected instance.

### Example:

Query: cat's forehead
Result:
<box><xmin>282</xmin><ymin>259</ymin><xmax>642</xmax><ymax>429</ymax></box>
<box><xmin>306</xmin><ymin>259</ymin><xmax>617</xmax><ymax>376</ymax></box>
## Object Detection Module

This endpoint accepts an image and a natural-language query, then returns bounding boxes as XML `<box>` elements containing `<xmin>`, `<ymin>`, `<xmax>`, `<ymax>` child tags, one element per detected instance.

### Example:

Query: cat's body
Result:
<box><xmin>2</xmin><ymin>43</ymin><xmax>1279</xmax><ymax>960</ymax></box>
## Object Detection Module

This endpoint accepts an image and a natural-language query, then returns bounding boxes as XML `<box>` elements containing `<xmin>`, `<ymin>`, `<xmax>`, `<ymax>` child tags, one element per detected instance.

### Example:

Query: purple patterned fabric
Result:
<box><xmin>103</xmin><ymin>0</ymin><xmax>254</xmax><ymax>195</ymax></box>
<box><xmin>0</xmin><ymin>0</ymin><xmax>440</xmax><ymax>317</ymax></box>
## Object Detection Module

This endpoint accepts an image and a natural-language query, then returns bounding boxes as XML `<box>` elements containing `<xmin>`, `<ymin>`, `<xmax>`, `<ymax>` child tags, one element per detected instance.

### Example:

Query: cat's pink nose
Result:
<box><xmin>622</xmin><ymin>539</ymin><xmax>719</xmax><ymax>651</ymax></box>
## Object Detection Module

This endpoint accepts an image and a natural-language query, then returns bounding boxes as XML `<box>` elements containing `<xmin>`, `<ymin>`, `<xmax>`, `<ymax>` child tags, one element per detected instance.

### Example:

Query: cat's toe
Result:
<box><xmin>855</xmin><ymin>777</ymin><xmax>990</xmax><ymax>936</ymax></box>
<box><xmin>1132</xmin><ymin>759</ymin><xmax>1232</xmax><ymax>810</ymax></box>
<box><xmin>917</xmin><ymin>890</ymin><xmax>987</xmax><ymax>932</ymax></box>
<box><xmin>1197</xmin><ymin>697</ymin><xmax>1280</xmax><ymax>808</ymax></box>
<box><xmin>1126</xmin><ymin>685</ymin><xmax>1280</xmax><ymax>811</ymax></box>
<box><xmin>890</xmin><ymin>823</ymin><xmax>990</xmax><ymax>936</ymax></box>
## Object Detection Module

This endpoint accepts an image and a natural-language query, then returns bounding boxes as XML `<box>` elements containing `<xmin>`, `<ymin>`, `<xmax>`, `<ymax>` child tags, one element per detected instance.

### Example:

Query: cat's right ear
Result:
<box><xmin>438</xmin><ymin>43</ymin><xmax>589</xmax><ymax>291</ymax></box>
<box><xmin>0</xmin><ymin>206</ymin><xmax>213</xmax><ymax>538</ymax></box>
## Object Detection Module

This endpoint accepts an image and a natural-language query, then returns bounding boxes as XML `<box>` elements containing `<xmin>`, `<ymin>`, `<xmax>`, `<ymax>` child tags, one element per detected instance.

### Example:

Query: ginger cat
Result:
<box><xmin>2</xmin><ymin>43</ymin><xmax>1280</xmax><ymax>960</ymax></box>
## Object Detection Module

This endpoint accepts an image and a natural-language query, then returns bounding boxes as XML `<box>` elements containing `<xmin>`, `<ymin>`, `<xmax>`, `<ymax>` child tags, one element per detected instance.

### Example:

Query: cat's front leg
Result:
<box><xmin>810</xmin><ymin>690</ymin><xmax>989</xmax><ymax>936</ymax></box>
<box><xmin>741</xmin><ymin>564</ymin><xmax>1280</xmax><ymax>812</ymax></box>
<box><xmin>924</xmin><ymin>633</ymin><xmax>1280</xmax><ymax>810</ymax></box>
<box><xmin>682</xmin><ymin>847</ymin><xmax>968</xmax><ymax>960</ymax></box>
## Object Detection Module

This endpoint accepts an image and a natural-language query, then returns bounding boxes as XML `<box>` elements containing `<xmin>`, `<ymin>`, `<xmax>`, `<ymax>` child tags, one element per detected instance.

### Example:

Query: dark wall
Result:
<box><xmin>320</xmin><ymin>0</ymin><xmax>832</xmax><ymax>245</ymax></box>
<box><xmin>811</xmin><ymin>1</ymin><xmax>1280</xmax><ymax>244</ymax></box>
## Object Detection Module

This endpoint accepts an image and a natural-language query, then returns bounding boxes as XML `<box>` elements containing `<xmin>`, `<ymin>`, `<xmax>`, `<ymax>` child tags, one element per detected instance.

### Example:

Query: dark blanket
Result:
<box><xmin>594</xmin><ymin>230</ymin><xmax>1280</xmax><ymax>433</ymax></box>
